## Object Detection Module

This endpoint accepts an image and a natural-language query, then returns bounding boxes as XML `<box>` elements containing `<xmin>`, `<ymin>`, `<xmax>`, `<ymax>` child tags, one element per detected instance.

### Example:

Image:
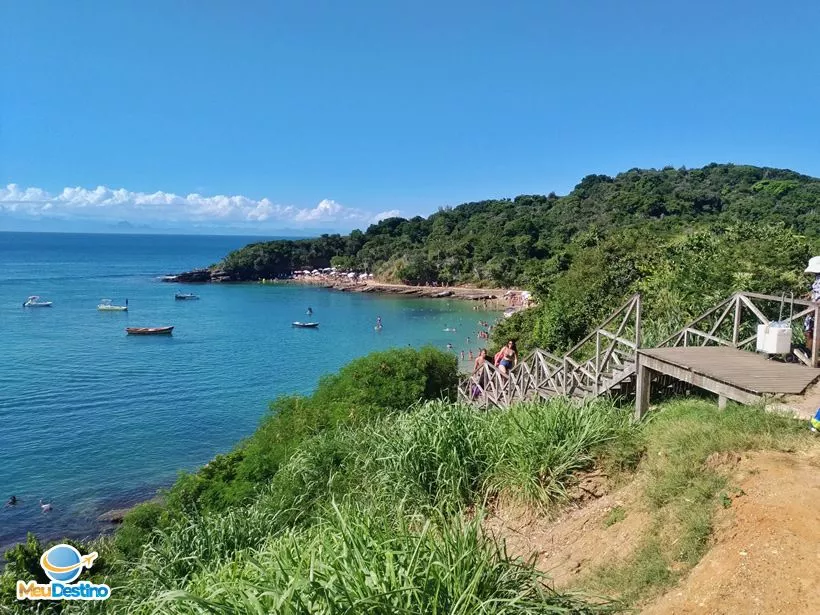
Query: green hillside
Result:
<box><xmin>219</xmin><ymin>163</ymin><xmax>820</xmax><ymax>353</ymax></box>
<box><xmin>218</xmin><ymin>163</ymin><xmax>820</xmax><ymax>288</ymax></box>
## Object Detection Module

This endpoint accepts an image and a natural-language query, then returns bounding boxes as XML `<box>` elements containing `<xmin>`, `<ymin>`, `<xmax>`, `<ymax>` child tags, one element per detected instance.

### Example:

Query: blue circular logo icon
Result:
<box><xmin>40</xmin><ymin>544</ymin><xmax>83</xmax><ymax>583</ymax></box>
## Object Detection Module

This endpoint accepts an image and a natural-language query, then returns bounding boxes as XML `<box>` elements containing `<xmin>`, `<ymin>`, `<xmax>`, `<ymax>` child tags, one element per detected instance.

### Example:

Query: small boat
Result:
<box><xmin>126</xmin><ymin>326</ymin><xmax>174</xmax><ymax>335</ymax></box>
<box><xmin>292</xmin><ymin>322</ymin><xmax>319</xmax><ymax>328</ymax></box>
<box><xmin>175</xmin><ymin>292</ymin><xmax>199</xmax><ymax>300</ymax></box>
<box><xmin>23</xmin><ymin>296</ymin><xmax>52</xmax><ymax>307</ymax></box>
<box><xmin>98</xmin><ymin>299</ymin><xmax>128</xmax><ymax>311</ymax></box>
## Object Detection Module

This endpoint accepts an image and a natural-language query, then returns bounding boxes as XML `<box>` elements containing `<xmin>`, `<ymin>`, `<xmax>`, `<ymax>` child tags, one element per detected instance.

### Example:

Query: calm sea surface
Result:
<box><xmin>0</xmin><ymin>232</ymin><xmax>491</xmax><ymax>549</ymax></box>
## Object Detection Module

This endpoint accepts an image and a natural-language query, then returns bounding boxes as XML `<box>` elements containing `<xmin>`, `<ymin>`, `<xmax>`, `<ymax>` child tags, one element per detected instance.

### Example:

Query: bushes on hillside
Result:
<box><xmin>115</xmin><ymin>347</ymin><xmax>458</xmax><ymax>555</ymax></box>
<box><xmin>88</xmin><ymin>397</ymin><xmax>637</xmax><ymax>612</ymax></box>
<box><xmin>500</xmin><ymin>222</ymin><xmax>815</xmax><ymax>353</ymax></box>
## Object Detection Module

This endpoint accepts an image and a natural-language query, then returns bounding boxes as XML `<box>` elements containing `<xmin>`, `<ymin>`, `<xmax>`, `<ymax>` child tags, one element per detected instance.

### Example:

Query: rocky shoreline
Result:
<box><xmin>162</xmin><ymin>269</ymin><xmax>507</xmax><ymax>302</ymax></box>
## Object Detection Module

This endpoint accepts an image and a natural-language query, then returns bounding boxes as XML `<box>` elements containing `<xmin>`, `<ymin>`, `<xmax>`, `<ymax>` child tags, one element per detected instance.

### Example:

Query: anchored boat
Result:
<box><xmin>175</xmin><ymin>292</ymin><xmax>199</xmax><ymax>300</ymax></box>
<box><xmin>126</xmin><ymin>326</ymin><xmax>174</xmax><ymax>335</ymax></box>
<box><xmin>23</xmin><ymin>296</ymin><xmax>52</xmax><ymax>307</ymax></box>
<box><xmin>98</xmin><ymin>299</ymin><xmax>128</xmax><ymax>311</ymax></box>
<box><xmin>292</xmin><ymin>322</ymin><xmax>319</xmax><ymax>328</ymax></box>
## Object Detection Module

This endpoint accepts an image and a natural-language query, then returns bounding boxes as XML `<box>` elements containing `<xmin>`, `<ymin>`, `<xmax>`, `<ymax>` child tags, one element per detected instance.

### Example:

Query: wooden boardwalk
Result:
<box><xmin>640</xmin><ymin>347</ymin><xmax>820</xmax><ymax>395</ymax></box>
<box><xmin>637</xmin><ymin>346</ymin><xmax>820</xmax><ymax>413</ymax></box>
<box><xmin>459</xmin><ymin>291</ymin><xmax>820</xmax><ymax>418</ymax></box>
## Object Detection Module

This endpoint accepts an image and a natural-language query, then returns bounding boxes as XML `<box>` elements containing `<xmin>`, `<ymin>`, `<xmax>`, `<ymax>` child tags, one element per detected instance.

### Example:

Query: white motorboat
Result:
<box><xmin>23</xmin><ymin>296</ymin><xmax>52</xmax><ymax>308</ymax></box>
<box><xmin>98</xmin><ymin>299</ymin><xmax>128</xmax><ymax>311</ymax></box>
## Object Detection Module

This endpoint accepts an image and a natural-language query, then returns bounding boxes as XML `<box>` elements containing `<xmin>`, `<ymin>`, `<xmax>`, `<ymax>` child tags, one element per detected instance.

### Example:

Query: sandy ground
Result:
<box><xmin>484</xmin><ymin>472</ymin><xmax>650</xmax><ymax>589</ymax></box>
<box><xmin>774</xmin><ymin>380</ymin><xmax>820</xmax><ymax>420</ymax></box>
<box><xmin>642</xmin><ymin>449</ymin><xmax>820</xmax><ymax>615</ymax></box>
<box><xmin>485</xmin><ymin>449</ymin><xmax>820</xmax><ymax>614</ymax></box>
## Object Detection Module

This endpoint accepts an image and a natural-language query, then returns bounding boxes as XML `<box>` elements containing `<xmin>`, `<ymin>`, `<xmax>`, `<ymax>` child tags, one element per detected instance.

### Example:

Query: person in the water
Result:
<box><xmin>6</xmin><ymin>495</ymin><xmax>17</xmax><ymax>506</ymax></box>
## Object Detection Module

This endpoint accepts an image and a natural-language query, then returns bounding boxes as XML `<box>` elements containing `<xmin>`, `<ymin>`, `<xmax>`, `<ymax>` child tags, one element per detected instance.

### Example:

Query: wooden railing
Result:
<box><xmin>559</xmin><ymin>294</ymin><xmax>641</xmax><ymax>398</ymax></box>
<box><xmin>459</xmin><ymin>294</ymin><xmax>641</xmax><ymax>407</ymax></box>
<box><xmin>657</xmin><ymin>292</ymin><xmax>819</xmax><ymax>367</ymax></box>
<box><xmin>460</xmin><ymin>290</ymin><xmax>819</xmax><ymax>410</ymax></box>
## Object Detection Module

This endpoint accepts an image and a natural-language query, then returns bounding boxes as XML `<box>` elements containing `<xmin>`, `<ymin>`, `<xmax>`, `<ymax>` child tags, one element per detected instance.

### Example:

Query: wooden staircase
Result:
<box><xmin>459</xmin><ymin>294</ymin><xmax>642</xmax><ymax>408</ymax></box>
<box><xmin>459</xmin><ymin>291</ymin><xmax>820</xmax><ymax>414</ymax></box>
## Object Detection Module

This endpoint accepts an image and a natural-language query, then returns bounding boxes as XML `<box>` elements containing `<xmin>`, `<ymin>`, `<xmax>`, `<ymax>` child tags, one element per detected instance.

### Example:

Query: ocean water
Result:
<box><xmin>0</xmin><ymin>232</ymin><xmax>492</xmax><ymax>549</ymax></box>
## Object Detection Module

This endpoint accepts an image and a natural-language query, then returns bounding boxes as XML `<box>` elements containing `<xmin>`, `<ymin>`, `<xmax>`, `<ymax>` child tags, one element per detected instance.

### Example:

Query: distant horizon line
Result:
<box><xmin>0</xmin><ymin>229</ymin><xmax>315</xmax><ymax>239</ymax></box>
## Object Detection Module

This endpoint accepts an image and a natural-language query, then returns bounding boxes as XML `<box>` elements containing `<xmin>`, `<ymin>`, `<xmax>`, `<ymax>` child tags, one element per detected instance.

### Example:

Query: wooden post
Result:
<box><xmin>718</xmin><ymin>395</ymin><xmax>727</xmax><ymax>410</ymax></box>
<box><xmin>594</xmin><ymin>332</ymin><xmax>601</xmax><ymax>397</ymax></box>
<box><xmin>563</xmin><ymin>357</ymin><xmax>568</xmax><ymax>396</ymax></box>
<box><xmin>634</xmin><ymin>294</ymin><xmax>642</xmax><ymax>349</ymax></box>
<box><xmin>634</xmin><ymin>357</ymin><xmax>650</xmax><ymax>420</ymax></box>
<box><xmin>732</xmin><ymin>295</ymin><xmax>741</xmax><ymax>347</ymax></box>
<box><xmin>813</xmin><ymin>305</ymin><xmax>820</xmax><ymax>368</ymax></box>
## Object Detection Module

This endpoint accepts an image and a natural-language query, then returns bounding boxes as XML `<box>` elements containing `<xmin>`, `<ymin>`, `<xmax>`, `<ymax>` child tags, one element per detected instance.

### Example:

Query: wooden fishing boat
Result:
<box><xmin>126</xmin><ymin>326</ymin><xmax>174</xmax><ymax>335</ymax></box>
<box><xmin>292</xmin><ymin>322</ymin><xmax>319</xmax><ymax>328</ymax></box>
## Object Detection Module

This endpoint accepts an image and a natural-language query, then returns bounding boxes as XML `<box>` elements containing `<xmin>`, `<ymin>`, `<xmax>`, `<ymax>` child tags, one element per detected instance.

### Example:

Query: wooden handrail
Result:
<box><xmin>461</xmin><ymin>288</ymin><xmax>818</xmax><ymax>409</ymax></box>
<box><xmin>564</xmin><ymin>294</ymin><xmax>641</xmax><ymax>357</ymax></box>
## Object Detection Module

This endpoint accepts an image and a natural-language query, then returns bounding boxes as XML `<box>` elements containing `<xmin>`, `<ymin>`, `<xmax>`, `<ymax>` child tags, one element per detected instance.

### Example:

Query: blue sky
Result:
<box><xmin>2</xmin><ymin>0</ymin><xmax>820</xmax><ymax>233</ymax></box>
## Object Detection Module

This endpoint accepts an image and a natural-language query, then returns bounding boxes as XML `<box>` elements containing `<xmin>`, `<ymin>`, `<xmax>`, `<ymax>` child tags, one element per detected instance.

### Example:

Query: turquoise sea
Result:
<box><xmin>0</xmin><ymin>232</ymin><xmax>492</xmax><ymax>550</ymax></box>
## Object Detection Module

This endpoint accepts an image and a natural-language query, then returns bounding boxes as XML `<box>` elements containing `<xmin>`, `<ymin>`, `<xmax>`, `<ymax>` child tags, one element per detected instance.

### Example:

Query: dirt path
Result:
<box><xmin>642</xmin><ymin>450</ymin><xmax>820</xmax><ymax>615</ymax></box>
<box><xmin>774</xmin><ymin>381</ymin><xmax>820</xmax><ymax>420</ymax></box>
<box><xmin>484</xmin><ymin>475</ymin><xmax>650</xmax><ymax>589</ymax></box>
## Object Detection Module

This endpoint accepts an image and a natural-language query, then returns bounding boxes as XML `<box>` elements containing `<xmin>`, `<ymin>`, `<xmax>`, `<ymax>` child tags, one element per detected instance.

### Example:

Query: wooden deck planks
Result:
<box><xmin>640</xmin><ymin>346</ymin><xmax>820</xmax><ymax>394</ymax></box>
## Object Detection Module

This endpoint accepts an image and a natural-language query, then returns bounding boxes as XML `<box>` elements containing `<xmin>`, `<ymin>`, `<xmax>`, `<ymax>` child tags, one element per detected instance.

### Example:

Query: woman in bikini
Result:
<box><xmin>497</xmin><ymin>340</ymin><xmax>517</xmax><ymax>378</ymax></box>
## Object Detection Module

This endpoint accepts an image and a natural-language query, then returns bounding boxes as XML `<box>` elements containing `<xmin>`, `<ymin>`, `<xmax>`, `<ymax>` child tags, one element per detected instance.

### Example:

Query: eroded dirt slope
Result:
<box><xmin>484</xmin><ymin>472</ymin><xmax>650</xmax><ymax>589</ymax></box>
<box><xmin>643</xmin><ymin>449</ymin><xmax>820</xmax><ymax>615</ymax></box>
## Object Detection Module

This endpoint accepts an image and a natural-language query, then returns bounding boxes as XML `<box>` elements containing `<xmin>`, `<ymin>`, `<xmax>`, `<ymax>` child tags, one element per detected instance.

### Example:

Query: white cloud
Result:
<box><xmin>373</xmin><ymin>209</ymin><xmax>401</xmax><ymax>222</ymax></box>
<box><xmin>0</xmin><ymin>183</ymin><xmax>399</xmax><ymax>229</ymax></box>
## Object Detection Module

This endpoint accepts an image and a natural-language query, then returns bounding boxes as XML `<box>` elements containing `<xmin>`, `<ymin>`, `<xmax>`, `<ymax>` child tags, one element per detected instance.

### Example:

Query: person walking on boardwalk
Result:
<box><xmin>804</xmin><ymin>257</ymin><xmax>820</xmax><ymax>355</ymax></box>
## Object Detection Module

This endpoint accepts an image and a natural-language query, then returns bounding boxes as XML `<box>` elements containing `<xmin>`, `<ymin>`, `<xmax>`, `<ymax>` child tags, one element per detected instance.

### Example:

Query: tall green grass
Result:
<box><xmin>74</xmin><ymin>398</ymin><xmax>636</xmax><ymax>612</ymax></box>
<box><xmin>148</xmin><ymin>505</ymin><xmax>620</xmax><ymax>615</ymax></box>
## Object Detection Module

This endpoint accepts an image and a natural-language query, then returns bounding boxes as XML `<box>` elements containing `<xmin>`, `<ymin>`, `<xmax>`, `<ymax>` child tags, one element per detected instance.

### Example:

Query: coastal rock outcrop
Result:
<box><xmin>163</xmin><ymin>269</ymin><xmax>503</xmax><ymax>302</ymax></box>
<box><xmin>162</xmin><ymin>268</ymin><xmax>215</xmax><ymax>283</ymax></box>
<box><xmin>96</xmin><ymin>508</ymin><xmax>131</xmax><ymax>524</ymax></box>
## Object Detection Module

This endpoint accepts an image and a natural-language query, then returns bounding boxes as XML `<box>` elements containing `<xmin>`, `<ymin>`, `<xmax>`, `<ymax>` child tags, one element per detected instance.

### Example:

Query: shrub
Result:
<box><xmin>116</xmin><ymin>347</ymin><xmax>459</xmax><ymax>555</ymax></box>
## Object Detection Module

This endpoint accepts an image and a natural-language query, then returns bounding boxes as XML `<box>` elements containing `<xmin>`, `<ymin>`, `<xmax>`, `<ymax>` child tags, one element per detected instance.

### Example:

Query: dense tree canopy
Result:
<box><xmin>217</xmin><ymin>164</ymin><xmax>820</xmax><ymax>288</ymax></box>
<box><xmin>216</xmin><ymin>164</ymin><xmax>820</xmax><ymax>354</ymax></box>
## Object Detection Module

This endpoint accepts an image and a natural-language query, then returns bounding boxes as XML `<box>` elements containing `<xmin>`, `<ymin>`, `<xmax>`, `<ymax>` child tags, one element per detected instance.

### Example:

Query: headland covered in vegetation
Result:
<box><xmin>184</xmin><ymin>163</ymin><xmax>820</xmax><ymax>351</ymax></box>
<box><xmin>4</xmin><ymin>163</ymin><xmax>820</xmax><ymax>613</ymax></box>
